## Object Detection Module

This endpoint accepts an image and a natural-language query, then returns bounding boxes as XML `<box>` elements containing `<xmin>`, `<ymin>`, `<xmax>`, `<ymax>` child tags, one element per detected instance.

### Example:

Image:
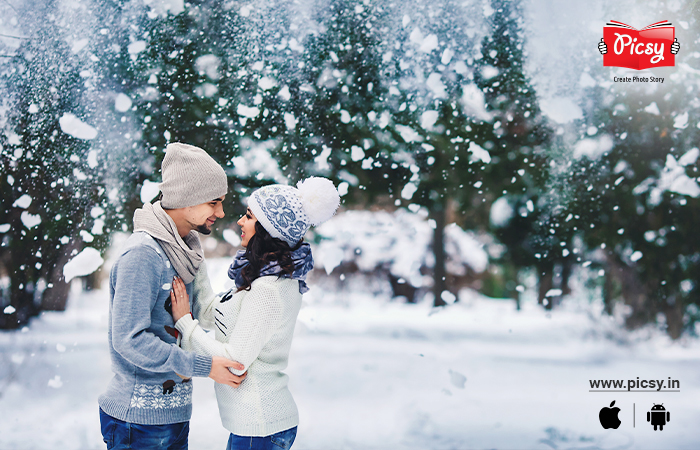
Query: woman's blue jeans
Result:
<box><xmin>226</xmin><ymin>426</ymin><xmax>297</xmax><ymax>450</ymax></box>
<box><xmin>99</xmin><ymin>408</ymin><xmax>189</xmax><ymax>449</ymax></box>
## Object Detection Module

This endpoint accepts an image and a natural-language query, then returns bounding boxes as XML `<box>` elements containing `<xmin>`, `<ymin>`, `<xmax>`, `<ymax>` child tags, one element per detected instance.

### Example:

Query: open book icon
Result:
<box><xmin>603</xmin><ymin>20</ymin><xmax>675</xmax><ymax>70</ymax></box>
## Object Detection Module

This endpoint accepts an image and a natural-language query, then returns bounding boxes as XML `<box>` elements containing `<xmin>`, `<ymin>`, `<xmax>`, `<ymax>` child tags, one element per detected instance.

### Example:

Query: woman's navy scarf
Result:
<box><xmin>227</xmin><ymin>242</ymin><xmax>314</xmax><ymax>294</ymax></box>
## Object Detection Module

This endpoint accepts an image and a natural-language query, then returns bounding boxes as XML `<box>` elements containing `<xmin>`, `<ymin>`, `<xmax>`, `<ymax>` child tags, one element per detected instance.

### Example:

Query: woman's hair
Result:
<box><xmin>237</xmin><ymin>221</ymin><xmax>300</xmax><ymax>291</ymax></box>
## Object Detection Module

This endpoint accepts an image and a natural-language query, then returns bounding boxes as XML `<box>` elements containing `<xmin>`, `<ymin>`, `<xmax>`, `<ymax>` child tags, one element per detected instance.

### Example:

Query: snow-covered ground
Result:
<box><xmin>2</xmin><ymin>257</ymin><xmax>700</xmax><ymax>450</ymax></box>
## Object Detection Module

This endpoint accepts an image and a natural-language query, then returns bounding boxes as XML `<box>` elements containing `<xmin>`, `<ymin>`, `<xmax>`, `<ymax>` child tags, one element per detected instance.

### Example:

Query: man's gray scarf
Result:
<box><xmin>133</xmin><ymin>201</ymin><xmax>203</xmax><ymax>284</ymax></box>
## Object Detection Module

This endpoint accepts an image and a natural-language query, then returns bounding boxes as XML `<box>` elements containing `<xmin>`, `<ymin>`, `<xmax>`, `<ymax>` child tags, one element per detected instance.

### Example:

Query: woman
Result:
<box><xmin>170</xmin><ymin>177</ymin><xmax>339</xmax><ymax>450</ymax></box>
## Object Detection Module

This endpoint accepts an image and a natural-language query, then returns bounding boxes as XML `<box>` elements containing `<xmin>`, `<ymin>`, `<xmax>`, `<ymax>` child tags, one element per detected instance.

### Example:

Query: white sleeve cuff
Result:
<box><xmin>175</xmin><ymin>314</ymin><xmax>198</xmax><ymax>340</ymax></box>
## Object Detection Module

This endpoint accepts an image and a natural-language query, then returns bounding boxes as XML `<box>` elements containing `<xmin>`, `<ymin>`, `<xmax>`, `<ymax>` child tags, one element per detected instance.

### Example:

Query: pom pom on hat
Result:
<box><xmin>297</xmin><ymin>177</ymin><xmax>340</xmax><ymax>226</ymax></box>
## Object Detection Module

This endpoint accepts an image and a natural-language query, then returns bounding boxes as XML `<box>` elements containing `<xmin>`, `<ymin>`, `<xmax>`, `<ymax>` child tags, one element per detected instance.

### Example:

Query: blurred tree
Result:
<box><xmin>279</xmin><ymin>0</ymin><xmax>420</xmax><ymax>295</ymax></box>
<box><xmin>378</xmin><ymin>0</ymin><xmax>496</xmax><ymax>306</ymax></box>
<box><xmin>552</xmin><ymin>1</ymin><xmax>700</xmax><ymax>338</ymax></box>
<box><xmin>572</xmin><ymin>81</ymin><xmax>700</xmax><ymax>339</ymax></box>
<box><xmin>5</xmin><ymin>0</ymin><xmax>698</xmax><ymax>340</ymax></box>
<box><xmin>474</xmin><ymin>0</ymin><xmax>555</xmax><ymax>308</ymax></box>
<box><xmin>112</xmin><ymin>3</ymin><xmax>246</xmax><ymax>219</ymax></box>
<box><xmin>95</xmin><ymin>1</ymin><xmax>286</xmax><ymax>234</ymax></box>
<box><xmin>384</xmin><ymin>0</ymin><xmax>552</xmax><ymax>307</ymax></box>
<box><xmin>294</xmin><ymin>0</ymin><xmax>408</xmax><ymax>201</ymax></box>
<box><xmin>0</xmin><ymin>1</ymin><xmax>116</xmax><ymax>328</ymax></box>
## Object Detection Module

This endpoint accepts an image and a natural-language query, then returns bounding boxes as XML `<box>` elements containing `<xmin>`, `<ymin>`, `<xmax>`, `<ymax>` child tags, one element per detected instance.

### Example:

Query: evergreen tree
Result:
<box><xmin>97</xmin><ymin>1</ymin><xmax>285</xmax><ymax>230</ymax></box>
<box><xmin>293</xmin><ymin>0</ymin><xmax>406</xmax><ymax>201</ymax></box>
<box><xmin>572</xmin><ymin>78</ymin><xmax>700</xmax><ymax>338</ymax></box>
<box><xmin>0</xmin><ymin>1</ymin><xmax>116</xmax><ymax>327</ymax></box>
<box><xmin>552</xmin><ymin>2</ymin><xmax>700</xmax><ymax>338</ymax></box>
<box><xmin>474</xmin><ymin>0</ymin><xmax>554</xmax><ymax>307</ymax></box>
<box><xmin>381</xmin><ymin>0</ymin><xmax>495</xmax><ymax>306</ymax></box>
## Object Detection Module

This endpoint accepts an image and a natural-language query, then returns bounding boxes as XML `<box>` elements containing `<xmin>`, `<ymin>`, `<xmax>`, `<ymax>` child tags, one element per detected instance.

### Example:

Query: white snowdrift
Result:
<box><xmin>314</xmin><ymin>209</ymin><xmax>488</xmax><ymax>286</ymax></box>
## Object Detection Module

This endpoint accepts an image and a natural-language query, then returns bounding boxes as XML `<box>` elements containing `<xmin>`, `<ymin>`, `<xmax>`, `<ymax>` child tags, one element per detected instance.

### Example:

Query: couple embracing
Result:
<box><xmin>98</xmin><ymin>143</ymin><xmax>340</xmax><ymax>450</ymax></box>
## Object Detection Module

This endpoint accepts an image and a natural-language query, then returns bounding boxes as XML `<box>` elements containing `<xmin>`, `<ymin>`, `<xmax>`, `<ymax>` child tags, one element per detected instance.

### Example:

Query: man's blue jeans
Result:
<box><xmin>226</xmin><ymin>426</ymin><xmax>297</xmax><ymax>450</ymax></box>
<box><xmin>99</xmin><ymin>408</ymin><xmax>189</xmax><ymax>449</ymax></box>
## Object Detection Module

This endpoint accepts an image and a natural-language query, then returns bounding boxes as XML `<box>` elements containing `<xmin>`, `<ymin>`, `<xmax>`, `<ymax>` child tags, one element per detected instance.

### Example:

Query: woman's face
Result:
<box><xmin>237</xmin><ymin>207</ymin><xmax>257</xmax><ymax>247</ymax></box>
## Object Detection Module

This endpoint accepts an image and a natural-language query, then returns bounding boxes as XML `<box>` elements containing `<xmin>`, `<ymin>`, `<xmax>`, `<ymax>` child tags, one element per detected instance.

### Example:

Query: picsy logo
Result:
<box><xmin>598</xmin><ymin>20</ymin><xmax>680</xmax><ymax>70</ymax></box>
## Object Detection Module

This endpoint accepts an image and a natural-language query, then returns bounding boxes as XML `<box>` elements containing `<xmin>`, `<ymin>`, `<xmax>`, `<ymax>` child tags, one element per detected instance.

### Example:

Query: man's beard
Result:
<box><xmin>196</xmin><ymin>223</ymin><xmax>212</xmax><ymax>235</ymax></box>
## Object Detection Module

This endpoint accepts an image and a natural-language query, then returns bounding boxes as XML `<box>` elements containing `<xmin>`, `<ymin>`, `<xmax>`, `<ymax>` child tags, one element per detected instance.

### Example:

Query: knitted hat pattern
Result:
<box><xmin>159</xmin><ymin>142</ymin><xmax>228</xmax><ymax>209</ymax></box>
<box><xmin>248</xmin><ymin>177</ymin><xmax>340</xmax><ymax>246</ymax></box>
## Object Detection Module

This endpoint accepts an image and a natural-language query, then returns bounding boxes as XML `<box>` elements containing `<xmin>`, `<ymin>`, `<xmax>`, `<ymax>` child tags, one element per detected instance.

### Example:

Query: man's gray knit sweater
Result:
<box><xmin>98</xmin><ymin>232</ymin><xmax>213</xmax><ymax>425</ymax></box>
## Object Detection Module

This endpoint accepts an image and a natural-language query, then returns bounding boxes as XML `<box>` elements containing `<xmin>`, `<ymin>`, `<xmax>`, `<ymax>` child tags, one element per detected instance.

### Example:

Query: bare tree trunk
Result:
<box><xmin>603</xmin><ymin>270</ymin><xmax>615</xmax><ymax>316</ymax></box>
<box><xmin>0</xmin><ymin>287</ymin><xmax>35</xmax><ymax>329</ymax></box>
<box><xmin>604</xmin><ymin>255</ymin><xmax>684</xmax><ymax>340</ymax></box>
<box><xmin>41</xmin><ymin>241</ymin><xmax>80</xmax><ymax>311</ymax></box>
<box><xmin>85</xmin><ymin>269</ymin><xmax>103</xmax><ymax>291</ymax></box>
<box><xmin>561</xmin><ymin>261</ymin><xmax>572</xmax><ymax>296</ymax></box>
<box><xmin>606</xmin><ymin>255</ymin><xmax>653</xmax><ymax>330</ymax></box>
<box><xmin>662</xmin><ymin>300</ymin><xmax>684</xmax><ymax>340</ymax></box>
<box><xmin>504</xmin><ymin>263</ymin><xmax>520</xmax><ymax>310</ymax></box>
<box><xmin>388</xmin><ymin>273</ymin><xmax>417</xmax><ymax>303</ymax></box>
<box><xmin>432</xmin><ymin>205</ymin><xmax>447</xmax><ymax>307</ymax></box>
<box><xmin>538</xmin><ymin>261</ymin><xmax>554</xmax><ymax>310</ymax></box>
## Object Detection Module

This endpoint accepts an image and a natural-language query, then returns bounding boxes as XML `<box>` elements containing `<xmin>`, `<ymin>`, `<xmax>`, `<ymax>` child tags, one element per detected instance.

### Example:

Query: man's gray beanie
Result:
<box><xmin>159</xmin><ymin>142</ymin><xmax>228</xmax><ymax>209</ymax></box>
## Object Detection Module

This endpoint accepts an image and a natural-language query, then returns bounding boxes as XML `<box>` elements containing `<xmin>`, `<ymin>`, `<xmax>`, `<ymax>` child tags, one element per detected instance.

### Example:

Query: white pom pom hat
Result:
<box><xmin>247</xmin><ymin>177</ymin><xmax>340</xmax><ymax>246</ymax></box>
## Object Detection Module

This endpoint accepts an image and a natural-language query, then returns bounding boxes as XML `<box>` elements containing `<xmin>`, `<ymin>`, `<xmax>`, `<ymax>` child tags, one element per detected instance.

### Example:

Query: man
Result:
<box><xmin>98</xmin><ymin>143</ymin><xmax>245</xmax><ymax>449</ymax></box>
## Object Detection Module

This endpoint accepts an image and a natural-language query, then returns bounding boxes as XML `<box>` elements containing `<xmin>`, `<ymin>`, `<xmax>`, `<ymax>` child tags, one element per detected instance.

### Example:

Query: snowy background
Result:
<box><xmin>3</xmin><ymin>0</ymin><xmax>700</xmax><ymax>448</ymax></box>
<box><xmin>2</xmin><ymin>252</ymin><xmax>700</xmax><ymax>449</ymax></box>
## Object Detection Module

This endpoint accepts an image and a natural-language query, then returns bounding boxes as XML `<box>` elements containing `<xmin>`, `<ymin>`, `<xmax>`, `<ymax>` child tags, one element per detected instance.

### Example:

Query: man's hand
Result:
<box><xmin>210</xmin><ymin>356</ymin><xmax>247</xmax><ymax>388</ymax></box>
<box><xmin>598</xmin><ymin>38</ymin><xmax>607</xmax><ymax>55</ymax></box>
<box><xmin>671</xmin><ymin>38</ymin><xmax>680</xmax><ymax>55</ymax></box>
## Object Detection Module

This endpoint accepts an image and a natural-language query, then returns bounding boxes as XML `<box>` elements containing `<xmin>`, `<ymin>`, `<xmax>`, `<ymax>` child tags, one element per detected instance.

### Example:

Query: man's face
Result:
<box><xmin>184</xmin><ymin>197</ymin><xmax>225</xmax><ymax>235</ymax></box>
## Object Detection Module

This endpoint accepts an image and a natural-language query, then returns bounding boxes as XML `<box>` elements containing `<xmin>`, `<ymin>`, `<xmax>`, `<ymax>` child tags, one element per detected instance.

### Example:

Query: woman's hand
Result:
<box><xmin>170</xmin><ymin>276</ymin><xmax>191</xmax><ymax>322</ymax></box>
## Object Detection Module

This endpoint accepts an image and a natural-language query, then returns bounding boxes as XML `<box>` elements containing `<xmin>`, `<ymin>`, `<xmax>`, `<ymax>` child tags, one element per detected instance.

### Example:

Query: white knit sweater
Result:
<box><xmin>175</xmin><ymin>275</ymin><xmax>302</xmax><ymax>437</ymax></box>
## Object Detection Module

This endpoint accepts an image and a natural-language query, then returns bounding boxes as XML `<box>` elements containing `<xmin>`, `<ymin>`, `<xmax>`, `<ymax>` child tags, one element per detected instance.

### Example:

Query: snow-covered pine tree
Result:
<box><xmin>474</xmin><ymin>0</ymin><xmax>555</xmax><ymax>308</ymax></box>
<box><xmin>0</xmin><ymin>0</ymin><xmax>114</xmax><ymax>327</ymax></box>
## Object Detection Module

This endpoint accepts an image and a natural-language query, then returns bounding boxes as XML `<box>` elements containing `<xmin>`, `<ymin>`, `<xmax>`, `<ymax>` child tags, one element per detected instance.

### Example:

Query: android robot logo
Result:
<box><xmin>647</xmin><ymin>403</ymin><xmax>670</xmax><ymax>431</ymax></box>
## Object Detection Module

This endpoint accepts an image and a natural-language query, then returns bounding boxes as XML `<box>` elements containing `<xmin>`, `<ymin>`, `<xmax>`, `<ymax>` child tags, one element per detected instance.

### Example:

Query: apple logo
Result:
<box><xmin>599</xmin><ymin>400</ymin><xmax>621</xmax><ymax>429</ymax></box>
